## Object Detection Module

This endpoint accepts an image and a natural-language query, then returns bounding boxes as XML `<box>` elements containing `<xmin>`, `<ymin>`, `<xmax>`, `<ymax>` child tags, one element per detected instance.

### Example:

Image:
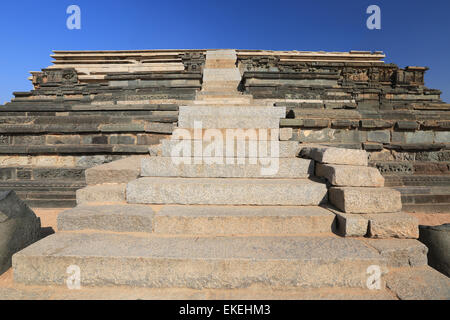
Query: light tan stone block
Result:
<box><xmin>316</xmin><ymin>164</ymin><xmax>384</xmax><ymax>187</ymax></box>
<box><xmin>329</xmin><ymin>187</ymin><xmax>402</xmax><ymax>214</ymax></box>
<box><xmin>367</xmin><ymin>212</ymin><xmax>419</xmax><ymax>239</ymax></box>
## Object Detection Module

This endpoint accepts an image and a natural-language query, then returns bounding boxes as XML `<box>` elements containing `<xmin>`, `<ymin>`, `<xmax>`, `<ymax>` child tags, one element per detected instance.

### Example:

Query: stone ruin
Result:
<box><xmin>0</xmin><ymin>49</ymin><xmax>448</xmax><ymax>212</ymax></box>
<box><xmin>1</xmin><ymin>49</ymin><xmax>449</xmax><ymax>299</ymax></box>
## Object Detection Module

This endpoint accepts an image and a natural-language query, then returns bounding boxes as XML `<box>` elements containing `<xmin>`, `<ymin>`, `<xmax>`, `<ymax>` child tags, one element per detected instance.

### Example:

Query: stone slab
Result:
<box><xmin>76</xmin><ymin>184</ymin><xmax>126</xmax><ymax>204</ymax></box>
<box><xmin>178</xmin><ymin>106</ymin><xmax>286</xmax><ymax>118</ymax></box>
<box><xmin>0</xmin><ymin>191</ymin><xmax>41</xmax><ymax>274</ymax></box>
<box><xmin>13</xmin><ymin>233</ymin><xmax>384</xmax><ymax>289</ymax></box>
<box><xmin>335</xmin><ymin>212</ymin><xmax>369</xmax><ymax>237</ymax></box>
<box><xmin>85</xmin><ymin>156</ymin><xmax>143</xmax><ymax>185</ymax></box>
<box><xmin>363</xmin><ymin>239</ymin><xmax>428</xmax><ymax>267</ymax></box>
<box><xmin>58</xmin><ymin>205</ymin><xmax>154</xmax><ymax>233</ymax></box>
<box><xmin>178</xmin><ymin>115</ymin><xmax>282</xmax><ymax>129</ymax></box>
<box><xmin>154</xmin><ymin>205</ymin><xmax>335</xmax><ymax>235</ymax></box>
<box><xmin>161</xmin><ymin>140</ymin><xmax>301</xmax><ymax>158</ymax></box>
<box><xmin>300</xmin><ymin>146</ymin><xmax>368</xmax><ymax>166</ymax></box>
<box><xmin>385</xmin><ymin>266</ymin><xmax>450</xmax><ymax>300</ymax></box>
<box><xmin>140</xmin><ymin>156</ymin><xmax>313</xmax><ymax>178</ymax></box>
<box><xmin>316</xmin><ymin>164</ymin><xmax>385</xmax><ymax>187</ymax></box>
<box><xmin>329</xmin><ymin>187</ymin><xmax>402</xmax><ymax>214</ymax></box>
<box><xmin>127</xmin><ymin>177</ymin><xmax>328</xmax><ymax>206</ymax></box>
<box><xmin>367</xmin><ymin>212</ymin><xmax>419</xmax><ymax>239</ymax></box>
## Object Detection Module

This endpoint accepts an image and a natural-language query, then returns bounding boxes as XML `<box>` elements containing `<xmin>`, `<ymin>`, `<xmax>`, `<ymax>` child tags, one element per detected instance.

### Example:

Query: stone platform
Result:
<box><xmin>4</xmin><ymin>50</ymin><xmax>449</xmax><ymax>300</ymax></box>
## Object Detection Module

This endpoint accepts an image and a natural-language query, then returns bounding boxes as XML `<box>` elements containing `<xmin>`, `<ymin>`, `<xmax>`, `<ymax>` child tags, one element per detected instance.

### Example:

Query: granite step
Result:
<box><xmin>161</xmin><ymin>140</ymin><xmax>300</xmax><ymax>158</ymax></box>
<box><xmin>12</xmin><ymin>233</ymin><xmax>385</xmax><ymax>289</ymax></box>
<box><xmin>57</xmin><ymin>204</ymin><xmax>336</xmax><ymax>235</ymax></box>
<box><xmin>84</xmin><ymin>156</ymin><xmax>143</xmax><ymax>185</ymax></box>
<box><xmin>140</xmin><ymin>156</ymin><xmax>313</xmax><ymax>178</ymax></box>
<box><xmin>76</xmin><ymin>183</ymin><xmax>126</xmax><ymax>205</ymax></box>
<box><xmin>178</xmin><ymin>115</ymin><xmax>281</xmax><ymax>128</ymax></box>
<box><xmin>179</xmin><ymin>105</ymin><xmax>286</xmax><ymax>118</ymax></box>
<box><xmin>126</xmin><ymin>177</ymin><xmax>328</xmax><ymax>205</ymax></box>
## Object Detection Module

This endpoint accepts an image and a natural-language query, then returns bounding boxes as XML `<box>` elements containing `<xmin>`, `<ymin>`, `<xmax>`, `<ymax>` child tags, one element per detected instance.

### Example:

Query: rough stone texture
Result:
<box><xmin>279</xmin><ymin>128</ymin><xmax>293</xmax><ymax>141</ymax></box>
<box><xmin>367</xmin><ymin>212</ymin><xmax>419</xmax><ymax>239</ymax></box>
<box><xmin>58</xmin><ymin>205</ymin><xmax>154</xmax><ymax>233</ymax></box>
<box><xmin>385</xmin><ymin>266</ymin><xmax>450</xmax><ymax>300</ymax></box>
<box><xmin>329</xmin><ymin>187</ymin><xmax>402</xmax><ymax>214</ymax></box>
<box><xmin>316</xmin><ymin>164</ymin><xmax>384</xmax><ymax>187</ymax></box>
<box><xmin>419</xmin><ymin>224</ymin><xmax>450</xmax><ymax>277</ymax></box>
<box><xmin>141</xmin><ymin>156</ymin><xmax>313</xmax><ymax>178</ymax></box>
<box><xmin>300</xmin><ymin>147</ymin><xmax>368</xmax><ymax>166</ymax></box>
<box><xmin>127</xmin><ymin>177</ymin><xmax>328</xmax><ymax>206</ymax></box>
<box><xmin>85</xmin><ymin>156</ymin><xmax>143</xmax><ymax>185</ymax></box>
<box><xmin>0</xmin><ymin>285</ymin><xmax>396</xmax><ymax>300</ymax></box>
<box><xmin>335</xmin><ymin>212</ymin><xmax>369</xmax><ymax>237</ymax></box>
<box><xmin>154</xmin><ymin>205</ymin><xmax>335</xmax><ymax>235</ymax></box>
<box><xmin>161</xmin><ymin>139</ymin><xmax>301</xmax><ymax>158</ymax></box>
<box><xmin>0</xmin><ymin>191</ymin><xmax>41</xmax><ymax>274</ymax></box>
<box><xmin>363</xmin><ymin>239</ymin><xmax>428</xmax><ymax>267</ymax></box>
<box><xmin>76</xmin><ymin>183</ymin><xmax>126</xmax><ymax>204</ymax></box>
<box><xmin>13</xmin><ymin>233</ymin><xmax>384</xmax><ymax>289</ymax></box>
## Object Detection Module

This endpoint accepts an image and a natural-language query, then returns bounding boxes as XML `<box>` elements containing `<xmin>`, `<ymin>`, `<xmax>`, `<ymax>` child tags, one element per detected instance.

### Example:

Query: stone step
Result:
<box><xmin>316</xmin><ymin>164</ymin><xmax>385</xmax><ymax>187</ymax></box>
<box><xmin>300</xmin><ymin>146</ymin><xmax>368</xmax><ymax>166</ymax></box>
<box><xmin>140</xmin><ymin>156</ymin><xmax>313</xmax><ymax>178</ymax></box>
<box><xmin>191</xmin><ymin>99</ymin><xmax>253</xmax><ymax>106</ymax></box>
<box><xmin>85</xmin><ymin>156</ymin><xmax>143</xmax><ymax>185</ymax></box>
<box><xmin>203</xmin><ymin>68</ymin><xmax>241</xmax><ymax>82</ymax></box>
<box><xmin>12</xmin><ymin>233</ymin><xmax>384</xmax><ymax>289</ymax></box>
<box><xmin>161</xmin><ymin>139</ymin><xmax>300</xmax><ymax>158</ymax></box>
<box><xmin>0</xmin><ymin>283</ymin><xmax>397</xmax><ymax>300</ymax></box>
<box><xmin>58</xmin><ymin>204</ymin><xmax>336</xmax><ymax>235</ymax></box>
<box><xmin>178</xmin><ymin>115</ymin><xmax>281</xmax><ymax>128</ymax></box>
<box><xmin>126</xmin><ymin>177</ymin><xmax>328</xmax><ymax>205</ymax></box>
<box><xmin>402</xmin><ymin>203</ymin><xmax>450</xmax><ymax>214</ymax></box>
<box><xmin>179</xmin><ymin>105</ymin><xmax>286</xmax><ymax>118</ymax></box>
<box><xmin>192</xmin><ymin>98</ymin><xmax>253</xmax><ymax>105</ymax></box>
<box><xmin>329</xmin><ymin>187</ymin><xmax>403</xmax><ymax>214</ymax></box>
<box><xmin>76</xmin><ymin>183</ymin><xmax>126</xmax><ymax>205</ymax></box>
<box><xmin>205</xmin><ymin>49</ymin><xmax>237</xmax><ymax>60</ymax></box>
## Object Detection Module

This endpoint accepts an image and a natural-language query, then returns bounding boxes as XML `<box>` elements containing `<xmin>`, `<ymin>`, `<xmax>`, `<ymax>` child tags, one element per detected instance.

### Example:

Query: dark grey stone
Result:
<box><xmin>419</xmin><ymin>224</ymin><xmax>450</xmax><ymax>277</ymax></box>
<box><xmin>0</xmin><ymin>190</ymin><xmax>41</xmax><ymax>274</ymax></box>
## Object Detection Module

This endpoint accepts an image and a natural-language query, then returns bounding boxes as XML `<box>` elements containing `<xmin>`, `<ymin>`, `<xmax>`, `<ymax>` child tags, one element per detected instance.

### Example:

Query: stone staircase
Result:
<box><xmin>9</xmin><ymin>50</ymin><xmax>450</xmax><ymax>300</ymax></box>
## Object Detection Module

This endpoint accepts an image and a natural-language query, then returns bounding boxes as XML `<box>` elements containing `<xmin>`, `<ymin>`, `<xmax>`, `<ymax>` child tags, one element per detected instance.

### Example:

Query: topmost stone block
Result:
<box><xmin>300</xmin><ymin>147</ymin><xmax>368</xmax><ymax>166</ymax></box>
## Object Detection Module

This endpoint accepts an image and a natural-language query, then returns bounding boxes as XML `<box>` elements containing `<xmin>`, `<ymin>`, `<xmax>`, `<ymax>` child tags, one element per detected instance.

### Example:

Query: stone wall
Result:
<box><xmin>0</xmin><ymin>50</ymin><xmax>205</xmax><ymax>207</ymax></box>
<box><xmin>238</xmin><ymin>51</ymin><xmax>450</xmax><ymax>213</ymax></box>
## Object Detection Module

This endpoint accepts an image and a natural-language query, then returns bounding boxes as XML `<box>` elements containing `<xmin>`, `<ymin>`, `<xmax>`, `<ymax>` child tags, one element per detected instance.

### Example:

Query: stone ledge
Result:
<box><xmin>329</xmin><ymin>187</ymin><xmax>402</xmax><ymax>214</ymax></box>
<box><xmin>300</xmin><ymin>146</ymin><xmax>368</xmax><ymax>166</ymax></box>
<box><xmin>316</xmin><ymin>163</ymin><xmax>384</xmax><ymax>187</ymax></box>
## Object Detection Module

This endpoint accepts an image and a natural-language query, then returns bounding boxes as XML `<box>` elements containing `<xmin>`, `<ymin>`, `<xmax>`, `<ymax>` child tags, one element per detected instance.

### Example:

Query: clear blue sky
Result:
<box><xmin>1</xmin><ymin>0</ymin><xmax>449</xmax><ymax>103</ymax></box>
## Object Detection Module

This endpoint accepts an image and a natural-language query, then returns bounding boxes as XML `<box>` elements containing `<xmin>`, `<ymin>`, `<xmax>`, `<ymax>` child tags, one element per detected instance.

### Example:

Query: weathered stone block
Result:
<box><xmin>392</xmin><ymin>131</ymin><xmax>434</xmax><ymax>144</ymax></box>
<box><xmin>363</xmin><ymin>142</ymin><xmax>384</xmax><ymax>151</ymax></box>
<box><xmin>331</xmin><ymin>120</ymin><xmax>359</xmax><ymax>128</ymax></box>
<box><xmin>360</xmin><ymin>120</ymin><xmax>392</xmax><ymax>129</ymax></box>
<box><xmin>316</xmin><ymin>164</ymin><xmax>384</xmax><ymax>187</ymax></box>
<box><xmin>0</xmin><ymin>191</ymin><xmax>41</xmax><ymax>274</ymax></box>
<box><xmin>335</xmin><ymin>213</ymin><xmax>369</xmax><ymax>237</ymax></box>
<box><xmin>364</xmin><ymin>239</ymin><xmax>428</xmax><ymax>267</ymax></box>
<box><xmin>300</xmin><ymin>146</ymin><xmax>368</xmax><ymax>166</ymax></box>
<box><xmin>329</xmin><ymin>187</ymin><xmax>402</xmax><ymax>214</ymax></box>
<box><xmin>396</xmin><ymin>121</ymin><xmax>420</xmax><ymax>130</ymax></box>
<box><xmin>109</xmin><ymin>135</ymin><xmax>136</xmax><ymax>145</ymax></box>
<box><xmin>435</xmin><ymin>132</ymin><xmax>450</xmax><ymax>144</ymax></box>
<box><xmin>46</xmin><ymin>135</ymin><xmax>81</xmax><ymax>145</ymax></box>
<box><xmin>367</xmin><ymin>131</ymin><xmax>390</xmax><ymax>144</ymax></box>
<box><xmin>367</xmin><ymin>212</ymin><xmax>419</xmax><ymax>239</ymax></box>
